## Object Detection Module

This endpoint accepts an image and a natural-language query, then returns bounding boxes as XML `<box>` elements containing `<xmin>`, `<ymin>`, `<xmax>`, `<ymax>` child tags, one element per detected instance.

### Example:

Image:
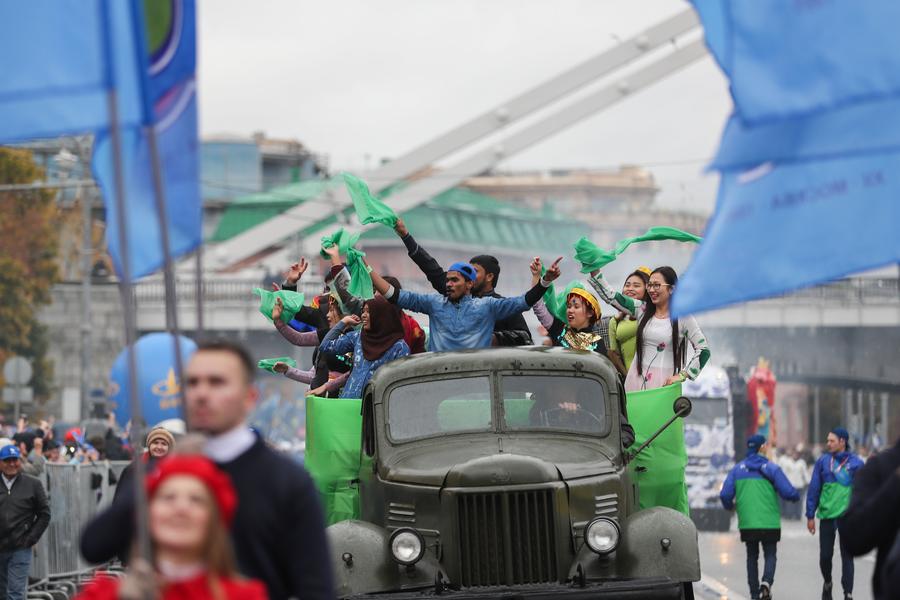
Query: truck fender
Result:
<box><xmin>327</xmin><ymin>520</ymin><xmax>448</xmax><ymax>598</ymax></box>
<box><xmin>616</xmin><ymin>507</ymin><xmax>700</xmax><ymax>582</ymax></box>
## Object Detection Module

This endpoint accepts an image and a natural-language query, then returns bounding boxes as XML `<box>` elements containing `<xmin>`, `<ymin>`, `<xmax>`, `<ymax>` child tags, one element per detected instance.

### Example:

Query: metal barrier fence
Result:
<box><xmin>27</xmin><ymin>461</ymin><xmax>129</xmax><ymax>599</ymax></box>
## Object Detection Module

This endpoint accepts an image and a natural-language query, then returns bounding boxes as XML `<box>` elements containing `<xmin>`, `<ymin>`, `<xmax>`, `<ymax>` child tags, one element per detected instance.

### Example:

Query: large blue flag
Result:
<box><xmin>691</xmin><ymin>0</ymin><xmax>900</xmax><ymax>124</ymax></box>
<box><xmin>672</xmin><ymin>154</ymin><xmax>900</xmax><ymax>317</ymax></box>
<box><xmin>0</xmin><ymin>0</ymin><xmax>201</xmax><ymax>280</ymax></box>
<box><xmin>94</xmin><ymin>0</ymin><xmax>201</xmax><ymax>279</ymax></box>
<box><xmin>711</xmin><ymin>96</ymin><xmax>900</xmax><ymax>172</ymax></box>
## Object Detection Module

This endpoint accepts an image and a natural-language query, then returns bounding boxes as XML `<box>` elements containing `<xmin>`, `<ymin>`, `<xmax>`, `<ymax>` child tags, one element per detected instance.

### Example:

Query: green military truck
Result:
<box><xmin>322</xmin><ymin>347</ymin><xmax>699</xmax><ymax>599</ymax></box>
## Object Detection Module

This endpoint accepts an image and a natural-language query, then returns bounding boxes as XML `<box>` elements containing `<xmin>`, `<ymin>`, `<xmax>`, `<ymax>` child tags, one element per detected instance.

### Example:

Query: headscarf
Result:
<box><xmin>361</xmin><ymin>295</ymin><xmax>405</xmax><ymax>361</ymax></box>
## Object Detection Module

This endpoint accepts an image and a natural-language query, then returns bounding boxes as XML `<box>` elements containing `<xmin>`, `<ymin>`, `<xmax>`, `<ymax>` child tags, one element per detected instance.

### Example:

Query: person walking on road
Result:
<box><xmin>807</xmin><ymin>428</ymin><xmax>865</xmax><ymax>600</ymax></box>
<box><xmin>842</xmin><ymin>436</ymin><xmax>900</xmax><ymax>600</ymax></box>
<box><xmin>0</xmin><ymin>444</ymin><xmax>51</xmax><ymax>600</ymax></box>
<box><xmin>720</xmin><ymin>435</ymin><xmax>799</xmax><ymax>600</ymax></box>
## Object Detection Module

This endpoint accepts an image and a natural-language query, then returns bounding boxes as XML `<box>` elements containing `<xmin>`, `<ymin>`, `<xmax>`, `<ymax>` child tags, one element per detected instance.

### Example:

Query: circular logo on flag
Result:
<box><xmin>144</xmin><ymin>0</ymin><xmax>182</xmax><ymax>74</ymax></box>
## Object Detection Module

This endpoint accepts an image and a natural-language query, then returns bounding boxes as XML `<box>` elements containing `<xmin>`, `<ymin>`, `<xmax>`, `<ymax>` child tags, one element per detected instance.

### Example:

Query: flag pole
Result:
<box><xmin>98</xmin><ymin>0</ymin><xmax>152</xmax><ymax>566</ymax></box>
<box><xmin>195</xmin><ymin>245</ymin><xmax>205</xmax><ymax>334</ymax></box>
<box><xmin>125</xmin><ymin>0</ymin><xmax>188</xmax><ymax>423</ymax></box>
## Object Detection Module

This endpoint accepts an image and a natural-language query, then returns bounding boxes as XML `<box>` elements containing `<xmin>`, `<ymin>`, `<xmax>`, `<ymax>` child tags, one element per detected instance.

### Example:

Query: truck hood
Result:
<box><xmin>382</xmin><ymin>435</ymin><xmax>618</xmax><ymax>486</ymax></box>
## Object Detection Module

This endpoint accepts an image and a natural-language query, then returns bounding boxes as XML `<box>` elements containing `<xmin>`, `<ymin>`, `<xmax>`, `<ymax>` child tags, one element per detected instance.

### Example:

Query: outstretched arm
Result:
<box><xmin>395</xmin><ymin>218</ymin><xmax>447</xmax><ymax>294</ymax></box>
<box><xmin>587</xmin><ymin>270</ymin><xmax>642</xmax><ymax>318</ymax></box>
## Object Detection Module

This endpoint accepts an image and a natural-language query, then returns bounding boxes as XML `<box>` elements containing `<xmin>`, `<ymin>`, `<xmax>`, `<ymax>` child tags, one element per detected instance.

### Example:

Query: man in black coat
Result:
<box><xmin>393</xmin><ymin>218</ymin><xmax>534</xmax><ymax>346</ymax></box>
<box><xmin>0</xmin><ymin>444</ymin><xmax>50</xmax><ymax>600</ymax></box>
<box><xmin>80</xmin><ymin>340</ymin><xmax>334</xmax><ymax>600</ymax></box>
<box><xmin>842</xmin><ymin>437</ymin><xmax>900</xmax><ymax>600</ymax></box>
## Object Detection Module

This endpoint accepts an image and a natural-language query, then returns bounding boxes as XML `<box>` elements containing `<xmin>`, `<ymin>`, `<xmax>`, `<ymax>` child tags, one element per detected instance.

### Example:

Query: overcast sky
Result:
<box><xmin>197</xmin><ymin>0</ymin><xmax>731</xmax><ymax>214</ymax></box>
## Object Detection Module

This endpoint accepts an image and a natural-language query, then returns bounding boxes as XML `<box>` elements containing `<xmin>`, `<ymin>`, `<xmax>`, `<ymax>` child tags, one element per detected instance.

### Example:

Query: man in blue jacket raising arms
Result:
<box><xmin>370</xmin><ymin>258</ymin><xmax>561</xmax><ymax>352</ymax></box>
<box><xmin>807</xmin><ymin>427</ymin><xmax>865</xmax><ymax>600</ymax></box>
<box><xmin>720</xmin><ymin>434</ymin><xmax>799</xmax><ymax>600</ymax></box>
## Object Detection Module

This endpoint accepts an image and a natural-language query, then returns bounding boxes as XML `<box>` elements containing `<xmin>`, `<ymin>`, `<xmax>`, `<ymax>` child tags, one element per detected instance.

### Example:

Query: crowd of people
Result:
<box><xmin>1</xmin><ymin>216</ymin><xmax>897</xmax><ymax>600</ymax></box>
<box><xmin>720</xmin><ymin>428</ymin><xmax>900</xmax><ymax>600</ymax></box>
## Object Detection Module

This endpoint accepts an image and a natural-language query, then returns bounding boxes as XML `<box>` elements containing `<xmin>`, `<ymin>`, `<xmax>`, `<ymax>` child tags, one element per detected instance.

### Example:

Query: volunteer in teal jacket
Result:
<box><xmin>806</xmin><ymin>427</ymin><xmax>864</xmax><ymax>600</ymax></box>
<box><xmin>720</xmin><ymin>434</ymin><xmax>799</xmax><ymax>600</ymax></box>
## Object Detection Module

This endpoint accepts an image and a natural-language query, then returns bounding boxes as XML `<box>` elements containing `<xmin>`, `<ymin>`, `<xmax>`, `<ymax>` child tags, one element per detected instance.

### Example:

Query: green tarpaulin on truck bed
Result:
<box><xmin>626</xmin><ymin>383</ymin><xmax>690</xmax><ymax>516</ymax></box>
<box><xmin>304</xmin><ymin>396</ymin><xmax>363</xmax><ymax>525</ymax></box>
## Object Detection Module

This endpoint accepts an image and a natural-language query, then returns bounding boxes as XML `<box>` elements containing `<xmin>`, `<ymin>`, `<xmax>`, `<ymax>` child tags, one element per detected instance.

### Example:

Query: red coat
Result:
<box><xmin>75</xmin><ymin>573</ymin><xmax>268</xmax><ymax>600</ymax></box>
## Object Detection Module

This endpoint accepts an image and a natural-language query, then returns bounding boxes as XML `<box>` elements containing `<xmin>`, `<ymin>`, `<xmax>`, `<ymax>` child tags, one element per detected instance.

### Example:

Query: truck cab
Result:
<box><xmin>327</xmin><ymin>347</ymin><xmax>700</xmax><ymax>599</ymax></box>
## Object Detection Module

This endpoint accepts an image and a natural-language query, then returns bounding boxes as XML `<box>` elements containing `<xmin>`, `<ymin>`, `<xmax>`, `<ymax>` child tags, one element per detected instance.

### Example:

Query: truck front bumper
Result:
<box><xmin>345</xmin><ymin>577</ymin><xmax>685</xmax><ymax>600</ymax></box>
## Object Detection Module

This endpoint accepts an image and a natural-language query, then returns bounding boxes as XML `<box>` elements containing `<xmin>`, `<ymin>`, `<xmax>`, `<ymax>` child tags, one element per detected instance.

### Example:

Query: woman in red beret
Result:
<box><xmin>76</xmin><ymin>455</ymin><xmax>267</xmax><ymax>600</ymax></box>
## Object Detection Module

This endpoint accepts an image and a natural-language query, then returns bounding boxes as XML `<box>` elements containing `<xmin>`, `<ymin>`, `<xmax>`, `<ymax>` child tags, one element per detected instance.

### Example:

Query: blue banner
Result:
<box><xmin>692</xmin><ymin>0</ymin><xmax>900</xmax><ymax>124</ymax></box>
<box><xmin>108</xmin><ymin>332</ymin><xmax>197</xmax><ymax>428</ymax></box>
<box><xmin>672</xmin><ymin>154</ymin><xmax>900</xmax><ymax>317</ymax></box>
<box><xmin>0</xmin><ymin>0</ymin><xmax>143</xmax><ymax>142</ymax></box>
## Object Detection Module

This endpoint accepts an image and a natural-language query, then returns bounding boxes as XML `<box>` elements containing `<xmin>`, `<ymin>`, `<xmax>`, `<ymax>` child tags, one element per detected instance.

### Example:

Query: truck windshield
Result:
<box><xmin>687</xmin><ymin>396</ymin><xmax>728</xmax><ymax>426</ymax></box>
<box><xmin>387</xmin><ymin>376</ymin><xmax>492</xmax><ymax>442</ymax></box>
<box><xmin>502</xmin><ymin>375</ymin><xmax>607</xmax><ymax>435</ymax></box>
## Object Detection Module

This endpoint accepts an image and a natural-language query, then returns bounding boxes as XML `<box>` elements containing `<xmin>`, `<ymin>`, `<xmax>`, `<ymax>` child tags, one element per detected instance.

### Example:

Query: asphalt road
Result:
<box><xmin>694</xmin><ymin>518</ymin><xmax>877</xmax><ymax>600</ymax></box>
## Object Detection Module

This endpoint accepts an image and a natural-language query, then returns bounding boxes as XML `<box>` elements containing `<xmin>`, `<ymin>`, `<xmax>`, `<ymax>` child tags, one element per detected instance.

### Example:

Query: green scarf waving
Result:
<box><xmin>320</xmin><ymin>228</ymin><xmax>374</xmax><ymax>299</ymax></box>
<box><xmin>253</xmin><ymin>289</ymin><xmax>305</xmax><ymax>324</ymax></box>
<box><xmin>574</xmin><ymin>227</ymin><xmax>702</xmax><ymax>274</ymax></box>
<box><xmin>342</xmin><ymin>172</ymin><xmax>398</xmax><ymax>228</ymax></box>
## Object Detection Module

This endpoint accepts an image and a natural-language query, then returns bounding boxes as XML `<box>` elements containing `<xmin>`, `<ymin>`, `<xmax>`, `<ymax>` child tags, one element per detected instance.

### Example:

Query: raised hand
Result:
<box><xmin>543</xmin><ymin>257</ymin><xmax>563</xmax><ymax>283</ymax></box>
<box><xmin>529</xmin><ymin>257</ymin><xmax>542</xmax><ymax>285</ymax></box>
<box><xmin>394</xmin><ymin>217</ymin><xmax>409</xmax><ymax>237</ymax></box>
<box><xmin>284</xmin><ymin>257</ymin><xmax>309</xmax><ymax>285</ymax></box>
<box><xmin>272</xmin><ymin>297</ymin><xmax>284</xmax><ymax>321</ymax></box>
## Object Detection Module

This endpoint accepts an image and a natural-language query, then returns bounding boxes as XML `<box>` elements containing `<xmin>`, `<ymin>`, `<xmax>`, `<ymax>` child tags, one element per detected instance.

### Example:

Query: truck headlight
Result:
<box><xmin>585</xmin><ymin>517</ymin><xmax>620</xmax><ymax>554</ymax></box>
<box><xmin>389</xmin><ymin>528</ymin><xmax>425</xmax><ymax>565</ymax></box>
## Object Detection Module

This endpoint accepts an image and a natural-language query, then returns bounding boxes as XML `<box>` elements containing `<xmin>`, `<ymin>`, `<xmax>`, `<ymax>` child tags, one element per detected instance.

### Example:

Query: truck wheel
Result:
<box><xmin>682</xmin><ymin>582</ymin><xmax>695</xmax><ymax>600</ymax></box>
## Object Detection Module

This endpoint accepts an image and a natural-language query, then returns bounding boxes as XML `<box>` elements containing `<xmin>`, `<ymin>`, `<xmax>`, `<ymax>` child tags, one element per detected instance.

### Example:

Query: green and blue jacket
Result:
<box><xmin>806</xmin><ymin>451</ymin><xmax>864</xmax><ymax>520</ymax></box>
<box><xmin>720</xmin><ymin>453</ymin><xmax>799</xmax><ymax>530</ymax></box>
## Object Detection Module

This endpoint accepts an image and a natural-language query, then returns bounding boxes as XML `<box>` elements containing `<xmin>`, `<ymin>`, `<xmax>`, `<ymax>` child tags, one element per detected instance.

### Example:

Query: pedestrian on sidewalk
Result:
<box><xmin>0</xmin><ymin>444</ymin><xmax>51</xmax><ymax>600</ymax></box>
<box><xmin>720</xmin><ymin>434</ymin><xmax>799</xmax><ymax>600</ymax></box>
<box><xmin>842</xmin><ymin>436</ymin><xmax>900</xmax><ymax>600</ymax></box>
<box><xmin>807</xmin><ymin>427</ymin><xmax>865</xmax><ymax>600</ymax></box>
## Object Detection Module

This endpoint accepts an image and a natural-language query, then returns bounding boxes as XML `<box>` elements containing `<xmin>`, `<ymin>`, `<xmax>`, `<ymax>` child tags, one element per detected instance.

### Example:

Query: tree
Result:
<box><xmin>0</xmin><ymin>148</ymin><xmax>60</xmax><ymax>405</ymax></box>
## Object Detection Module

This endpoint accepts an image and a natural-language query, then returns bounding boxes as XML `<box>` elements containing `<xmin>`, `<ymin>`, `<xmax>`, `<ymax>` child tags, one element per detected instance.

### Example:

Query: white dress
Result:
<box><xmin>624</xmin><ymin>316</ymin><xmax>676</xmax><ymax>392</ymax></box>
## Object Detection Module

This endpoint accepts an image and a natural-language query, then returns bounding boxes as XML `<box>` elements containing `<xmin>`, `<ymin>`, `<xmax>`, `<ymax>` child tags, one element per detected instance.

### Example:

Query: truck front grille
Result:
<box><xmin>456</xmin><ymin>489</ymin><xmax>558</xmax><ymax>587</ymax></box>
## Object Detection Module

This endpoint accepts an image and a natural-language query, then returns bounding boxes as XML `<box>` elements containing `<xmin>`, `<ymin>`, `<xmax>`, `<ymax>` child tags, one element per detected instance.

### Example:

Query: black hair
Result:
<box><xmin>195</xmin><ymin>339</ymin><xmax>256</xmax><ymax>382</ymax></box>
<box><xmin>469</xmin><ymin>255</ymin><xmax>501</xmax><ymax>287</ymax></box>
<box><xmin>625</xmin><ymin>270</ymin><xmax>650</xmax><ymax>300</ymax></box>
<box><xmin>635</xmin><ymin>266</ymin><xmax>683</xmax><ymax>377</ymax></box>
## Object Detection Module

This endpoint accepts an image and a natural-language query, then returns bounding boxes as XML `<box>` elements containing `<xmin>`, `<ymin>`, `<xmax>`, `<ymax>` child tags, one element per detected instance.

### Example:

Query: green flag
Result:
<box><xmin>305</xmin><ymin>395</ymin><xmax>364</xmax><ymax>525</ymax></box>
<box><xmin>342</xmin><ymin>172</ymin><xmax>398</xmax><ymax>228</ymax></box>
<box><xmin>574</xmin><ymin>227</ymin><xmax>702</xmax><ymax>274</ymax></box>
<box><xmin>257</xmin><ymin>357</ymin><xmax>297</xmax><ymax>373</ymax></box>
<box><xmin>320</xmin><ymin>227</ymin><xmax>374</xmax><ymax>300</ymax></box>
<box><xmin>626</xmin><ymin>383</ymin><xmax>689</xmax><ymax>516</ymax></box>
<box><xmin>253</xmin><ymin>288</ymin><xmax>305</xmax><ymax>324</ymax></box>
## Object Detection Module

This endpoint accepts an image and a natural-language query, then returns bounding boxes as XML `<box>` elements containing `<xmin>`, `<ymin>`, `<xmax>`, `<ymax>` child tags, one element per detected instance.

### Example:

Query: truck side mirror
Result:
<box><xmin>673</xmin><ymin>396</ymin><xmax>692</xmax><ymax>418</ymax></box>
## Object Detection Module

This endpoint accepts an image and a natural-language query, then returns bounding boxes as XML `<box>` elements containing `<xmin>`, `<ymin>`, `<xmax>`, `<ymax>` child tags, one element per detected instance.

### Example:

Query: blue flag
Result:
<box><xmin>0</xmin><ymin>0</ymin><xmax>201</xmax><ymax>280</ymax></box>
<box><xmin>0</xmin><ymin>0</ymin><xmax>143</xmax><ymax>142</ymax></box>
<box><xmin>711</xmin><ymin>96</ymin><xmax>900</xmax><ymax>172</ymax></box>
<box><xmin>692</xmin><ymin>0</ymin><xmax>900</xmax><ymax>124</ymax></box>
<box><xmin>94</xmin><ymin>0</ymin><xmax>201</xmax><ymax>279</ymax></box>
<box><xmin>672</xmin><ymin>155</ymin><xmax>900</xmax><ymax>317</ymax></box>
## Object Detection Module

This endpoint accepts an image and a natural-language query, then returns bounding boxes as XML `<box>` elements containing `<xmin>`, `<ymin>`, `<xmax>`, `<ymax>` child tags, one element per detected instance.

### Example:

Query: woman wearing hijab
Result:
<box><xmin>317</xmin><ymin>295</ymin><xmax>410</xmax><ymax>398</ymax></box>
<box><xmin>76</xmin><ymin>455</ymin><xmax>267</xmax><ymax>600</ymax></box>
<box><xmin>270</xmin><ymin>294</ymin><xmax>352</xmax><ymax>396</ymax></box>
